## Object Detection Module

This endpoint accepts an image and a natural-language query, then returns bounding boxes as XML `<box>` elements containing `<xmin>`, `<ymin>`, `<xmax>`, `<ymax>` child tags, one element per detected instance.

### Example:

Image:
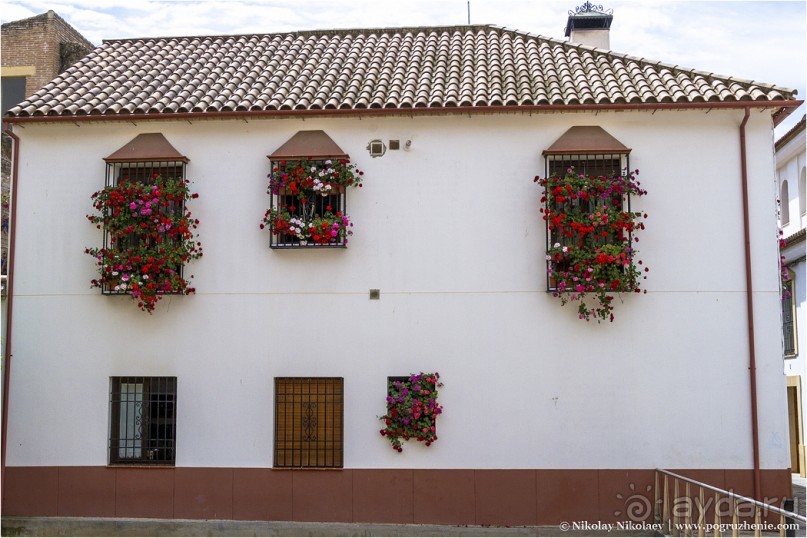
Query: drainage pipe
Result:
<box><xmin>739</xmin><ymin>106</ymin><xmax>762</xmax><ymax>501</ymax></box>
<box><xmin>1</xmin><ymin>121</ymin><xmax>20</xmax><ymax>486</ymax></box>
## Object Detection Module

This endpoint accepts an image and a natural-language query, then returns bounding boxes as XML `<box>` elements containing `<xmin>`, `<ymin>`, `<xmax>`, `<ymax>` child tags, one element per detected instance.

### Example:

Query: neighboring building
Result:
<box><xmin>1</xmin><ymin>10</ymin><xmax>94</xmax><ymax>114</ymax></box>
<box><xmin>777</xmin><ymin>114</ymin><xmax>806</xmax><ymax>478</ymax></box>
<box><xmin>1</xmin><ymin>9</ymin><xmax>802</xmax><ymax>526</ymax></box>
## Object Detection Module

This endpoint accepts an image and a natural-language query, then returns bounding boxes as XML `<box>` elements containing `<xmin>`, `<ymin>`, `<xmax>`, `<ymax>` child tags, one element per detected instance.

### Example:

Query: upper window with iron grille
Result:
<box><xmin>263</xmin><ymin>131</ymin><xmax>363</xmax><ymax>249</ymax></box>
<box><xmin>86</xmin><ymin>133</ymin><xmax>202</xmax><ymax>312</ymax></box>
<box><xmin>265</xmin><ymin>159</ymin><xmax>356</xmax><ymax>248</ymax></box>
<box><xmin>109</xmin><ymin>376</ymin><xmax>177</xmax><ymax>466</ymax></box>
<box><xmin>274</xmin><ymin>377</ymin><xmax>344</xmax><ymax>468</ymax></box>
<box><xmin>541</xmin><ymin>127</ymin><xmax>633</xmax><ymax>292</ymax></box>
<box><xmin>100</xmin><ymin>134</ymin><xmax>189</xmax><ymax>296</ymax></box>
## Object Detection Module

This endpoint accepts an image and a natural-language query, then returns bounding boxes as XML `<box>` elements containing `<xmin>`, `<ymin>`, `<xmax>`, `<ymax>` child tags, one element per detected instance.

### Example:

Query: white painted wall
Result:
<box><xmin>5</xmin><ymin>109</ymin><xmax>789</xmax><ymax>469</ymax></box>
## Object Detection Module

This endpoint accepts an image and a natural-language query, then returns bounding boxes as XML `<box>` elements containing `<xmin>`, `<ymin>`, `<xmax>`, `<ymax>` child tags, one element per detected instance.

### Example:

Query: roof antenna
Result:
<box><xmin>467</xmin><ymin>1</ymin><xmax>470</xmax><ymax>24</ymax></box>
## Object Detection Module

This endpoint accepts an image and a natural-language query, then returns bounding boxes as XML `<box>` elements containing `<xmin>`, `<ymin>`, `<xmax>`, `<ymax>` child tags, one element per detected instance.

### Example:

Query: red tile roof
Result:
<box><xmin>5</xmin><ymin>25</ymin><xmax>798</xmax><ymax>119</ymax></box>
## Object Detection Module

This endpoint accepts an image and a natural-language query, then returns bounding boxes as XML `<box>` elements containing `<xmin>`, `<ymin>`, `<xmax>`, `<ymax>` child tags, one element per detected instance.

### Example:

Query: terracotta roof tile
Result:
<box><xmin>6</xmin><ymin>24</ymin><xmax>797</xmax><ymax>118</ymax></box>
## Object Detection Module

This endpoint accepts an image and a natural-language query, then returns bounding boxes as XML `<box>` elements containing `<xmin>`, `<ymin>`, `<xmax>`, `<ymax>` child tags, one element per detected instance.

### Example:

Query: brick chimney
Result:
<box><xmin>565</xmin><ymin>2</ymin><xmax>613</xmax><ymax>49</ymax></box>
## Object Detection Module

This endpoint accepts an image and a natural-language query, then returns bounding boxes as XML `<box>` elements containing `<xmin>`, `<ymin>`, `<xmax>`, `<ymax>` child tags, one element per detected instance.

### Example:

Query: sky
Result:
<box><xmin>2</xmin><ymin>0</ymin><xmax>805</xmax><ymax>135</ymax></box>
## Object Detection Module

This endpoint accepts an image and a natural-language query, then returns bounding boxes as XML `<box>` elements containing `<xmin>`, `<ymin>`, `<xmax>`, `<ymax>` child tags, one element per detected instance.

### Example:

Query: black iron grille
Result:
<box><xmin>268</xmin><ymin>160</ymin><xmax>348</xmax><ymax>249</ymax></box>
<box><xmin>544</xmin><ymin>153</ymin><xmax>630</xmax><ymax>292</ymax></box>
<box><xmin>109</xmin><ymin>377</ymin><xmax>177</xmax><ymax>465</ymax></box>
<box><xmin>783</xmin><ymin>279</ymin><xmax>796</xmax><ymax>357</ymax></box>
<box><xmin>101</xmin><ymin>160</ymin><xmax>187</xmax><ymax>295</ymax></box>
<box><xmin>109</xmin><ymin>161</ymin><xmax>185</xmax><ymax>186</ymax></box>
<box><xmin>546</xmin><ymin>154</ymin><xmax>624</xmax><ymax>179</ymax></box>
<box><xmin>274</xmin><ymin>377</ymin><xmax>344</xmax><ymax>468</ymax></box>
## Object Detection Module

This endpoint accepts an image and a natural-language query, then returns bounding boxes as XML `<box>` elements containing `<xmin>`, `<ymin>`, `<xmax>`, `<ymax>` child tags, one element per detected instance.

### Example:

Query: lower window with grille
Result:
<box><xmin>274</xmin><ymin>377</ymin><xmax>344</xmax><ymax>468</ymax></box>
<box><xmin>109</xmin><ymin>377</ymin><xmax>177</xmax><ymax>465</ymax></box>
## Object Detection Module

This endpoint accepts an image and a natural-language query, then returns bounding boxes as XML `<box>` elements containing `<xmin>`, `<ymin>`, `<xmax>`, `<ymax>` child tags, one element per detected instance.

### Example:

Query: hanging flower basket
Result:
<box><xmin>537</xmin><ymin>168</ymin><xmax>648</xmax><ymax>322</ymax></box>
<box><xmin>265</xmin><ymin>206</ymin><xmax>353</xmax><ymax>245</ymax></box>
<box><xmin>379</xmin><ymin>372</ymin><xmax>443</xmax><ymax>452</ymax></box>
<box><xmin>85</xmin><ymin>175</ymin><xmax>202</xmax><ymax>313</ymax></box>
<box><xmin>261</xmin><ymin>158</ymin><xmax>364</xmax><ymax>247</ymax></box>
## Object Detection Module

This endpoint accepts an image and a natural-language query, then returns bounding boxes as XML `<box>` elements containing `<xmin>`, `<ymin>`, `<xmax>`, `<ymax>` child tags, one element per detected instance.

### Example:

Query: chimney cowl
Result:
<box><xmin>565</xmin><ymin>2</ymin><xmax>613</xmax><ymax>49</ymax></box>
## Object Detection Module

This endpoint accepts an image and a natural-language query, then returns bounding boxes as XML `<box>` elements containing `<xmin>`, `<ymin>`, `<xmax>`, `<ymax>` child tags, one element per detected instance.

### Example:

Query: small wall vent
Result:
<box><xmin>367</xmin><ymin>139</ymin><xmax>386</xmax><ymax>158</ymax></box>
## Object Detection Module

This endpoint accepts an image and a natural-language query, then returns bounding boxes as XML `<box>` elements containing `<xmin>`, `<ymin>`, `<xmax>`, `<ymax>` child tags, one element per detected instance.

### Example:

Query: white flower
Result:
<box><xmin>553</xmin><ymin>243</ymin><xmax>560</xmax><ymax>248</ymax></box>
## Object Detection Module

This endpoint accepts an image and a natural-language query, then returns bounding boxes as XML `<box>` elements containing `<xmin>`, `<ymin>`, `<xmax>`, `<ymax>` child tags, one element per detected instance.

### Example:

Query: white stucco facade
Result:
<box><xmin>5</xmin><ymin>109</ymin><xmax>789</xmax><ymax>471</ymax></box>
<box><xmin>776</xmin><ymin>118</ymin><xmax>806</xmax><ymax>475</ymax></box>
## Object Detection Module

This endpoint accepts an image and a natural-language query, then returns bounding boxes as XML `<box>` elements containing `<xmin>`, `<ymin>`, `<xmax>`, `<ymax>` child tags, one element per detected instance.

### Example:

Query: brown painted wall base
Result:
<box><xmin>1</xmin><ymin>467</ymin><xmax>793</xmax><ymax>526</ymax></box>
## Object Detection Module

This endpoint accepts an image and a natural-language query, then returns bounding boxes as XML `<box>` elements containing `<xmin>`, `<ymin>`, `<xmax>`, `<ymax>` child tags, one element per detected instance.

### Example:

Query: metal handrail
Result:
<box><xmin>656</xmin><ymin>469</ymin><xmax>805</xmax><ymax>523</ymax></box>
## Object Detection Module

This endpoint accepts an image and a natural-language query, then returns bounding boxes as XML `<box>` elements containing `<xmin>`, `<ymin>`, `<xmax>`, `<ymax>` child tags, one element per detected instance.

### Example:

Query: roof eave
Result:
<box><xmin>772</xmin><ymin>103</ymin><xmax>803</xmax><ymax>127</ymax></box>
<box><xmin>4</xmin><ymin>100</ymin><xmax>804</xmax><ymax>124</ymax></box>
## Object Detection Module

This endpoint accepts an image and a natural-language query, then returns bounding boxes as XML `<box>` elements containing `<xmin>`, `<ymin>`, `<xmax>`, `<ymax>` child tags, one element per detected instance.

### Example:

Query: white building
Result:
<box><xmin>776</xmin><ymin>115</ymin><xmax>806</xmax><ymax>478</ymax></box>
<box><xmin>1</xmin><ymin>16</ymin><xmax>802</xmax><ymax>525</ymax></box>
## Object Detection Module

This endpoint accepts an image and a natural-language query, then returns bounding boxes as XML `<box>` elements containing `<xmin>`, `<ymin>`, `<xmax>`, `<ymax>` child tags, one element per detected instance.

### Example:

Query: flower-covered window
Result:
<box><xmin>261</xmin><ymin>130</ymin><xmax>364</xmax><ymax>248</ymax></box>
<box><xmin>537</xmin><ymin>127</ymin><xmax>647</xmax><ymax>322</ymax></box>
<box><xmin>379</xmin><ymin>372</ymin><xmax>443</xmax><ymax>452</ymax></box>
<box><xmin>86</xmin><ymin>133</ymin><xmax>202</xmax><ymax>313</ymax></box>
<box><xmin>263</xmin><ymin>159</ymin><xmax>362</xmax><ymax>247</ymax></box>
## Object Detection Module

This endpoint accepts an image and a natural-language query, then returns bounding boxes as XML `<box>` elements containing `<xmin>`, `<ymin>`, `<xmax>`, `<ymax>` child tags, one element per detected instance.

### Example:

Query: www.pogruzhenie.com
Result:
<box><xmin>675</xmin><ymin>522</ymin><xmax>800</xmax><ymax>533</ymax></box>
<box><xmin>560</xmin><ymin>521</ymin><xmax>800</xmax><ymax>533</ymax></box>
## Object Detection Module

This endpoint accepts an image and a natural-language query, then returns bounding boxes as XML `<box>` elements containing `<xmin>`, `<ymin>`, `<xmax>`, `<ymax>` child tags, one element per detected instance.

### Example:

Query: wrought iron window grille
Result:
<box><xmin>544</xmin><ymin>153</ymin><xmax>631</xmax><ymax>292</ymax></box>
<box><xmin>783</xmin><ymin>276</ymin><xmax>797</xmax><ymax>357</ymax></box>
<box><xmin>388</xmin><ymin>376</ymin><xmax>410</xmax><ymax>385</ymax></box>
<box><xmin>273</xmin><ymin>377</ymin><xmax>344</xmax><ymax>468</ymax></box>
<box><xmin>109</xmin><ymin>376</ymin><xmax>177</xmax><ymax>466</ymax></box>
<box><xmin>100</xmin><ymin>160</ymin><xmax>187</xmax><ymax>295</ymax></box>
<box><xmin>268</xmin><ymin>160</ymin><xmax>349</xmax><ymax>249</ymax></box>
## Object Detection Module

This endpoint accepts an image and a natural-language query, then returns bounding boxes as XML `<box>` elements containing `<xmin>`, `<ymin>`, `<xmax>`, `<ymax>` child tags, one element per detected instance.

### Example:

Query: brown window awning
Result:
<box><xmin>104</xmin><ymin>133</ymin><xmax>189</xmax><ymax>163</ymax></box>
<box><xmin>543</xmin><ymin>126</ymin><xmax>630</xmax><ymax>155</ymax></box>
<box><xmin>268</xmin><ymin>130</ymin><xmax>349</xmax><ymax>161</ymax></box>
